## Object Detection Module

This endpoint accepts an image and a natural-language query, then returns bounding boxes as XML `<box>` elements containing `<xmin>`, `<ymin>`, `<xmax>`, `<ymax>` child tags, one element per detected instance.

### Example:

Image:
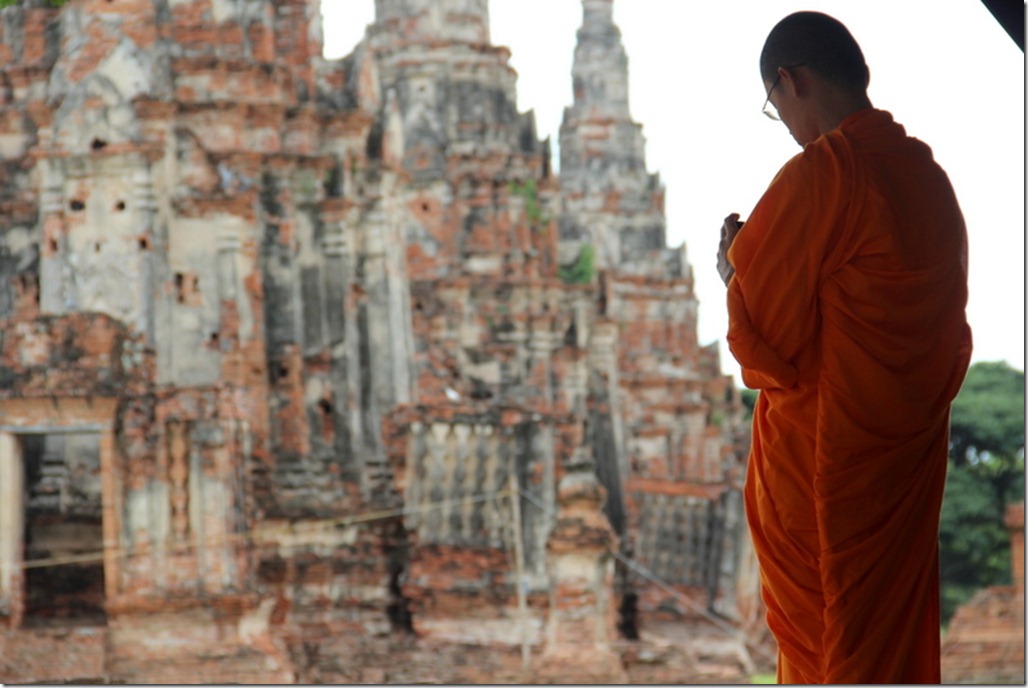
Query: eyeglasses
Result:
<box><xmin>762</xmin><ymin>74</ymin><xmax>784</xmax><ymax>121</ymax></box>
<box><xmin>762</xmin><ymin>64</ymin><xmax>805</xmax><ymax>121</ymax></box>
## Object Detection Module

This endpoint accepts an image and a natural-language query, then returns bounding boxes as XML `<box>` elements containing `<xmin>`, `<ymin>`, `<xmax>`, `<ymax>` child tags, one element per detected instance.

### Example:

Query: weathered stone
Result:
<box><xmin>0</xmin><ymin>0</ymin><xmax>753</xmax><ymax>684</ymax></box>
<box><xmin>940</xmin><ymin>501</ymin><xmax>1025</xmax><ymax>684</ymax></box>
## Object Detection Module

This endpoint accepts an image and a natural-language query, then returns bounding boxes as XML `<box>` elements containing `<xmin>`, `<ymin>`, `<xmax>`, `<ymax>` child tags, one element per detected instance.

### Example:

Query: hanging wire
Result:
<box><xmin>514</xmin><ymin>483</ymin><xmax>776</xmax><ymax>665</ymax></box>
<box><xmin>15</xmin><ymin>488</ymin><xmax>514</xmax><ymax>571</ymax></box>
<box><xmin>11</xmin><ymin>478</ymin><xmax>772</xmax><ymax>664</ymax></box>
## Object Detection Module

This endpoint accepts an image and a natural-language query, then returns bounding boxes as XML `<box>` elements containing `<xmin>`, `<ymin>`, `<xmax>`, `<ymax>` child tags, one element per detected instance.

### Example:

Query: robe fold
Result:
<box><xmin>727</xmin><ymin>108</ymin><xmax>972</xmax><ymax>684</ymax></box>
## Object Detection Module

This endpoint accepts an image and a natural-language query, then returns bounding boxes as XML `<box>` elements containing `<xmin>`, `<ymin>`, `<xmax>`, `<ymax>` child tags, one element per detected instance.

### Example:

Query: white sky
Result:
<box><xmin>320</xmin><ymin>0</ymin><xmax>1025</xmax><ymax>383</ymax></box>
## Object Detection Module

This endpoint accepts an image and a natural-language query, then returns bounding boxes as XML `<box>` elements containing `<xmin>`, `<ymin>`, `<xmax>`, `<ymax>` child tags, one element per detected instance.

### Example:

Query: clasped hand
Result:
<box><xmin>717</xmin><ymin>213</ymin><xmax>743</xmax><ymax>285</ymax></box>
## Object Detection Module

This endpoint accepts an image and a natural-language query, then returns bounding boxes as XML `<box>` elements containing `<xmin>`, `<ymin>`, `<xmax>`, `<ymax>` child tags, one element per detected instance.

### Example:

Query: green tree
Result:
<box><xmin>949</xmin><ymin>361</ymin><xmax>1025</xmax><ymax>469</ymax></box>
<box><xmin>939</xmin><ymin>361</ymin><xmax>1025</xmax><ymax>623</ymax></box>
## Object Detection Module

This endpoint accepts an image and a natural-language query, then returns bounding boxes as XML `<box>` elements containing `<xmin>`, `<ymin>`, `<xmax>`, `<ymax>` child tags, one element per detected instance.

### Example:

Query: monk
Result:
<box><xmin>717</xmin><ymin>12</ymin><xmax>973</xmax><ymax>684</ymax></box>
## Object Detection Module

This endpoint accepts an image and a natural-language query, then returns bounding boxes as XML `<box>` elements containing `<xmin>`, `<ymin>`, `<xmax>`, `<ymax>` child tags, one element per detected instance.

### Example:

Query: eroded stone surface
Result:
<box><xmin>0</xmin><ymin>0</ymin><xmax>754</xmax><ymax>683</ymax></box>
<box><xmin>940</xmin><ymin>502</ymin><xmax>1025</xmax><ymax>685</ymax></box>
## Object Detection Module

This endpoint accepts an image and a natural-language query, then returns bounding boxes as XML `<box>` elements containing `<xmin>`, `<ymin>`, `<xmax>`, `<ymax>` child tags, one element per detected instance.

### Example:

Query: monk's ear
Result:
<box><xmin>778</xmin><ymin>66</ymin><xmax>806</xmax><ymax>97</ymax></box>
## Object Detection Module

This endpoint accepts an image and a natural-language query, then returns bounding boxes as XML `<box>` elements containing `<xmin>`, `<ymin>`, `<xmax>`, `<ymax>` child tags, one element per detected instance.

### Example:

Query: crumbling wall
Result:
<box><xmin>556</xmin><ymin>0</ymin><xmax>749</xmax><ymax>624</ymax></box>
<box><xmin>0</xmin><ymin>0</ymin><xmax>752</xmax><ymax>683</ymax></box>
<box><xmin>0</xmin><ymin>1</ymin><xmax>404</xmax><ymax>681</ymax></box>
<box><xmin>382</xmin><ymin>405</ymin><xmax>565</xmax><ymax>647</ymax></box>
<box><xmin>941</xmin><ymin>502</ymin><xmax>1025</xmax><ymax>684</ymax></box>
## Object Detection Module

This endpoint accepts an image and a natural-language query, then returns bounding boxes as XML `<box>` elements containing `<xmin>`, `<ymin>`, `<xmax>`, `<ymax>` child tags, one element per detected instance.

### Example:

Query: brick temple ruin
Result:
<box><xmin>0</xmin><ymin>0</ymin><xmax>762</xmax><ymax>682</ymax></box>
<box><xmin>940</xmin><ymin>501</ymin><xmax>1025</xmax><ymax>684</ymax></box>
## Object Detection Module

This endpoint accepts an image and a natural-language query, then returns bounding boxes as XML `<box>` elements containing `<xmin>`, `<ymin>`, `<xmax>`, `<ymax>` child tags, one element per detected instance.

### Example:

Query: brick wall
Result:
<box><xmin>0</xmin><ymin>0</ymin><xmax>755</xmax><ymax>683</ymax></box>
<box><xmin>940</xmin><ymin>501</ymin><xmax>1025</xmax><ymax>684</ymax></box>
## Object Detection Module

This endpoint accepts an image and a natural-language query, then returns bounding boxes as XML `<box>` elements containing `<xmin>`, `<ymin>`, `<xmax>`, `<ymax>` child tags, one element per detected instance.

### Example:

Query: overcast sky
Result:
<box><xmin>321</xmin><ymin>0</ymin><xmax>1025</xmax><ymax>383</ymax></box>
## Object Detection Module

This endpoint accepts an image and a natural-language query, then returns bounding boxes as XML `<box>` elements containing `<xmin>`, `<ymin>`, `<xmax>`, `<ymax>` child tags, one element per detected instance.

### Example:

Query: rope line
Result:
<box><xmin>515</xmin><ymin>484</ymin><xmax>775</xmax><ymax>664</ymax></box>
<box><xmin>8</xmin><ymin>480</ymin><xmax>772</xmax><ymax>664</ymax></box>
<box><xmin>13</xmin><ymin>488</ymin><xmax>514</xmax><ymax>571</ymax></box>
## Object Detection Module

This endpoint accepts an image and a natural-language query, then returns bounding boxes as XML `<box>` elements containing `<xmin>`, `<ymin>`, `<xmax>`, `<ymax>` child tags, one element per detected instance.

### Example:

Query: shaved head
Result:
<box><xmin>760</xmin><ymin>12</ymin><xmax>869</xmax><ymax>92</ymax></box>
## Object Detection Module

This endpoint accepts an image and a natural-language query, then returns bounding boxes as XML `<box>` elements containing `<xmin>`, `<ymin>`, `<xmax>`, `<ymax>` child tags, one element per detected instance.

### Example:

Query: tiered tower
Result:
<box><xmin>559</xmin><ymin>0</ymin><xmax>679</xmax><ymax>278</ymax></box>
<box><xmin>0</xmin><ymin>0</ymin><xmax>751</xmax><ymax>683</ymax></box>
<box><xmin>558</xmin><ymin>0</ymin><xmax>746</xmax><ymax>623</ymax></box>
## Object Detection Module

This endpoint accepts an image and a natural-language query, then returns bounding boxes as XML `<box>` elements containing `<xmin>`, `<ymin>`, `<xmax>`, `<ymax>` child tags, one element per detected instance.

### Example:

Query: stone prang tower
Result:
<box><xmin>560</xmin><ymin>0</ymin><xmax>680</xmax><ymax>277</ymax></box>
<box><xmin>0</xmin><ymin>0</ymin><xmax>753</xmax><ymax>683</ymax></box>
<box><xmin>557</xmin><ymin>0</ymin><xmax>747</xmax><ymax>628</ymax></box>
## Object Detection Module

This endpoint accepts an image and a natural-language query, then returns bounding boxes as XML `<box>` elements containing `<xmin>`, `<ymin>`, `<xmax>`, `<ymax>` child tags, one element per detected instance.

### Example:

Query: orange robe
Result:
<box><xmin>727</xmin><ymin>109</ymin><xmax>972</xmax><ymax>684</ymax></box>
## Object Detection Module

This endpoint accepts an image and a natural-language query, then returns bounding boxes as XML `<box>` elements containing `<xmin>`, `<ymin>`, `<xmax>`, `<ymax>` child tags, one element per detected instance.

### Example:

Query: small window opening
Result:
<box><xmin>174</xmin><ymin>272</ymin><xmax>198</xmax><ymax>305</ymax></box>
<box><xmin>469</xmin><ymin>378</ymin><xmax>492</xmax><ymax>401</ymax></box>
<box><xmin>69</xmin><ymin>200</ymin><xmax>85</xmax><ymax>211</ymax></box>
<box><xmin>114</xmin><ymin>200</ymin><xmax>126</xmax><ymax>212</ymax></box>
<box><xmin>317</xmin><ymin>398</ymin><xmax>334</xmax><ymax>415</ymax></box>
<box><xmin>90</xmin><ymin>138</ymin><xmax>107</xmax><ymax>151</ymax></box>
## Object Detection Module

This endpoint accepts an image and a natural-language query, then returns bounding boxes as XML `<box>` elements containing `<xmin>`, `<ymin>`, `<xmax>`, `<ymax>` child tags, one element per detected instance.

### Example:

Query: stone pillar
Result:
<box><xmin>132</xmin><ymin>167</ymin><xmax>158</xmax><ymax>343</ymax></box>
<box><xmin>39</xmin><ymin>165</ymin><xmax>68</xmax><ymax>315</ymax></box>
<box><xmin>216</xmin><ymin>230</ymin><xmax>241</xmax><ymax>304</ymax></box>
<box><xmin>589</xmin><ymin>319</ymin><xmax>626</xmax><ymax>480</ymax></box>
<box><xmin>357</xmin><ymin>205</ymin><xmax>416</xmax><ymax>493</ymax></box>
<box><xmin>321</xmin><ymin>222</ymin><xmax>350</xmax><ymax>345</ymax></box>
<box><xmin>215</xmin><ymin>227</ymin><xmax>247</xmax><ymax>383</ymax></box>
<box><xmin>324</xmin><ymin>221</ymin><xmax>365</xmax><ymax>484</ymax></box>
<box><xmin>361</xmin><ymin>207</ymin><xmax>393</xmax><ymax>425</ymax></box>
<box><xmin>589</xmin><ymin>319</ymin><xmax>618</xmax><ymax>374</ymax></box>
<box><xmin>0</xmin><ymin>431</ymin><xmax>25</xmax><ymax>627</ymax></box>
<box><xmin>363</xmin><ymin>205</ymin><xmax>415</xmax><ymax>409</ymax></box>
<box><xmin>537</xmin><ymin>453</ymin><xmax>626</xmax><ymax>683</ymax></box>
<box><xmin>527</xmin><ymin>325</ymin><xmax>559</xmax><ymax>407</ymax></box>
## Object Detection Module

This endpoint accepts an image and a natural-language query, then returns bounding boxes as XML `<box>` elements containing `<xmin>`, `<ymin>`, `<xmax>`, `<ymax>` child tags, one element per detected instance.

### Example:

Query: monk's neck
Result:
<box><xmin>815</xmin><ymin>92</ymin><xmax>873</xmax><ymax>136</ymax></box>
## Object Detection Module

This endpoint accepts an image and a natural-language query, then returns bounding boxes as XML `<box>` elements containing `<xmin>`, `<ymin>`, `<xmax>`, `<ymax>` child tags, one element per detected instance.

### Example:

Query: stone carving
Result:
<box><xmin>0</xmin><ymin>0</ymin><xmax>752</xmax><ymax>683</ymax></box>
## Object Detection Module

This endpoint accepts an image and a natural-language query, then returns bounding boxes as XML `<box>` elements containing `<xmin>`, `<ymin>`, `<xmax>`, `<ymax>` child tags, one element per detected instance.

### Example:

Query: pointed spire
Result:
<box><xmin>559</xmin><ymin>0</ymin><xmax>676</xmax><ymax>276</ymax></box>
<box><xmin>569</xmin><ymin>0</ymin><xmax>630</xmax><ymax>120</ymax></box>
<box><xmin>560</xmin><ymin>0</ymin><xmax>646</xmax><ymax>195</ymax></box>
